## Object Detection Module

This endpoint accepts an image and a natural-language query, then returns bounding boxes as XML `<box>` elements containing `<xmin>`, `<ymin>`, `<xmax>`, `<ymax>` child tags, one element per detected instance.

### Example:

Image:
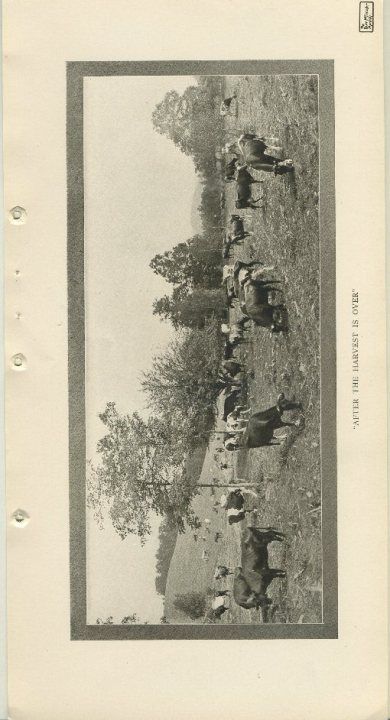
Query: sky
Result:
<box><xmin>84</xmin><ymin>75</ymin><xmax>199</xmax><ymax>623</ymax></box>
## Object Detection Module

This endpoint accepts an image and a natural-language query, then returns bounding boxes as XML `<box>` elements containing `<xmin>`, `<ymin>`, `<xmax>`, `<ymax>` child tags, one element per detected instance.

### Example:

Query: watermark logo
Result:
<box><xmin>359</xmin><ymin>1</ymin><xmax>374</xmax><ymax>32</ymax></box>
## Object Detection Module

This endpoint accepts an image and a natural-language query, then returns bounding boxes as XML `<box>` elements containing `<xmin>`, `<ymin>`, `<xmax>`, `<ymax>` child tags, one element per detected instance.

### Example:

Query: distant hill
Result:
<box><xmin>155</xmin><ymin>519</ymin><xmax>179</xmax><ymax>596</ymax></box>
<box><xmin>164</xmin><ymin>444</ymin><xmax>223</xmax><ymax>624</ymax></box>
<box><xmin>155</xmin><ymin>445</ymin><xmax>208</xmax><ymax>600</ymax></box>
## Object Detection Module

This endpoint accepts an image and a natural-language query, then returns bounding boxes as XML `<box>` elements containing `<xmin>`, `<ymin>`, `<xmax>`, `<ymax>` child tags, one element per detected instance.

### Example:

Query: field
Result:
<box><xmin>165</xmin><ymin>74</ymin><xmax>322</xmax><ymax>625</ymax></box>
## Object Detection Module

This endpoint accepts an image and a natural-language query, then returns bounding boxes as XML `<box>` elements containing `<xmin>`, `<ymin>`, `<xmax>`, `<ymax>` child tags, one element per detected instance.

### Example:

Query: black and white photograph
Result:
<box><xmin>68</xmin><ymin>61</ymin><xmax>337</xmax><ymax>639</ymax></box>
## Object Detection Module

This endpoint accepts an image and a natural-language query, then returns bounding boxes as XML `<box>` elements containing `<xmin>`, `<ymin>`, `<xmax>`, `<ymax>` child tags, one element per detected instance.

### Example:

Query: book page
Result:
<box><xmin>4</xmin><ymin>1</ymin><xmax>387</xmax><ymax>718</ymax></box>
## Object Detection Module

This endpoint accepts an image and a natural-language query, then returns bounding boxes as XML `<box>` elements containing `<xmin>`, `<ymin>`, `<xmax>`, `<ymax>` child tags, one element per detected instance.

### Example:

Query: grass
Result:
<box><xmin>165</xmin><ymin>74</ymin><xmax>322</xmax><ymax>625</ymax></box>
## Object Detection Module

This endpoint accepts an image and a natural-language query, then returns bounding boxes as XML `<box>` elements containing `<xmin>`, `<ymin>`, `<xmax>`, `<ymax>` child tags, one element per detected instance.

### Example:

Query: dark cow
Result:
<box><xmin>235</xmin><ymin>166</ymin><xmax>264</xmax><ymax>209</ymax></box>
<box><xmin>233</xmin><ymin>527</ymin><xmax>286</xmax><ymax>610</ymax></box>
<box><xmin>229</xmin><ymin>214</ymin><xmax>253</xmax><ymax>241</ymax></box>
<box><xmin>220</xmin><ymin>94</ymin><xmax>237</xmax><ymax>115</ymax></box>
<box><xmin>221</xmin><ymin>359</ymin><xmax>242</xmax><ymax>377</ymax></box>
<box><xmin>223</xmin><ymin>234</ymin><xmax>244</xmax><ymax>260</ymax></box>
<box><xmin>224</xmin><ymin>157</ymin><xmax>238</xmax><ymax>181</ymax></box>
<box><xmin>242</xmin><ymin>395</ymin><xmax>303</xmax><ymax>448</ymax></box>
<box><xmin>223</xmin><ymin>216</ymin><xmax>253</xmax><ymax>259</ymax></box>
<box><xmin>241</xmin><ymin>279</ymin><xmax>287</xmax><ymax>332</ymax></box>
<box><xmin>214</xmin><ymin>565</ymin><xmax>232</xmax><ymax>580</ymax></box>
<box><xmin>221</xmin><ymin>388</ymin><xmax>241</xmax><ymax>422</ymax></box>
<box><xmin>237</xmin><ymin>134</ymin><xmax>294</xmax><ymax>174</ymax></box>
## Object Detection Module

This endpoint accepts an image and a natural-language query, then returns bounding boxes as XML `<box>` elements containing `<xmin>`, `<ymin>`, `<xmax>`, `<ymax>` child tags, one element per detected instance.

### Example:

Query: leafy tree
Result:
<box><xmin>121</xmin><ymin>614</ymin><xmax>139</xmax><ymax>624</ymax></box>
<box><xmin>150</xmin><ymin>236</ymin><xmax>221</xmax><ymax>291</ymax></box>
<box><xmin>96</xmin><ymin>616</ymin><xmax>114</xmax><ymax>625</ymax></box>
<box><xmin>173</xmin><ymin>591</ymin><xmax>207</xmax><ymax>620</ymax></box>
<box><xmin>152</xmin><ymin>82</ymin><xmax>223</xmax><ymax>174</ymax></box>
<box><xmin>153</xmin><ymin>287</ymin><xmax>226</xmax><ymax>330</ymax></box>
<box><xmin>87</xmin><ymin>403</ymin><xmax>199</xmax><ymax>543</ymax></box>
<box><xmin>141</xmin><ymin>320</ymin><xmax>223</xmax><ymax>442</ymax></box>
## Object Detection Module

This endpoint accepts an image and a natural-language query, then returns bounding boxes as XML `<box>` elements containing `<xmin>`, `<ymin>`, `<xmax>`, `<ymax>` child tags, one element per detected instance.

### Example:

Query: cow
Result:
<box><xmin>224</xmin><ymin>156</ymin><xmax>238</xmax><ymax>181</ymax></box>
<box><xmin>240</xmin><ymin>279</ymin><xmax>287</xmax><ymax>332</ymax></box>
<box><xmin>226</xmin><ymin>405</ymin><xmax>251</xmax><ymax>432</ymax></box>
<box><xmin>233</xmin><ymin>527</ymin><xmax>286</xmax><ymax>610</ymax></box>
<box><xmin>214</xmin><ymin>565</ymin><xmax>232</xmax><ymax>580</ymax></box>
<box><xmin>229</xmin><ymin>214</ymin><xmax>253</xmax><ymax>241</ymax></box>
<box><xmin>236</xmin><ymin>134</ymin><xmax>294</xmax><ymax>174</ymax></box>
<box><xmin>220</xmin><ymin>388</ymin><xmax>241</xmax><ymax>422</ymax></box>
<box><xmin>233</xmin><ymin>260</ymin><xmax>278</xmax><ymax>290</ymax></box>
<box><xmin>235</xmin><ymin>166</ymin><xmax>264</xmax><ymax>209</ymax></box>
<box><xmin>242</xmin><ymin>395</ymin><xmax>303</xmax><ymax>448</ymax></box>
<box><xmin>221</xmin><ymin>317</ymin><xmax>251</xmax><ymax>346</ymax></box>
<box><xmin>219</xmin><ymin>487</ymin><xmax>258</xmax><ymax>524</ymax></box>
<box><xmin>224</xmin><ymin>394</ymin><xmax>303</xmax><ymax>450</ymax></box>
<box><xmin>223</xmin><ymin>234</ymin><xmax>245</xmax><ymax>260</ymax></box>
<box><xmin>220</xmin><ymin>94</ymin><xmax>237</xmax><ymax>115</ymax></box>
<box><xmin>221</xmin><ymin>359</ymin><xmax>242</xmax><ymax>377</ymax></box>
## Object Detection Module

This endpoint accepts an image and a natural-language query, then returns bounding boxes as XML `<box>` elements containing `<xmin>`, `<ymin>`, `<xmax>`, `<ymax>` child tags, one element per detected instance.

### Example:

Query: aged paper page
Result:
<box><xmin>4</xmin><ymin>1</ymin><xmax>387</xmax><ymax>718</ymax></box>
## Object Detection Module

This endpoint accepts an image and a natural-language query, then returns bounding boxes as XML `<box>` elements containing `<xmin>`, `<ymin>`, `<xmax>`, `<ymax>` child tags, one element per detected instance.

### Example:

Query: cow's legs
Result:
<box><xmin>269</xmin><ymin>569</ymin><xmax>286</xmax><ymax>578</ymax></box>
<box><xmin>280</xmin><ymin>400</ymin><xmax>303</xmax><ymax>412</ymax></box>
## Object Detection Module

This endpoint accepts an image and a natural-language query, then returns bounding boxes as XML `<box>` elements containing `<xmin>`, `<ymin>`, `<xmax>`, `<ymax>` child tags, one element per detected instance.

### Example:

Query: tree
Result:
<box><xmin>121</xmin><ymin>614</ymin><xmax>139</xmax><ymax>624</ymax></box>
<box><xmin>151</xmin><ymin>82</ymin><xmax>223</xmax><ymax>174</ymax></box>
<box><xmin>153</xmin><ymin>287</ymin><xmax>226</xmax><ymax>330</ymax></box>
<box><xmin>150</xmin><ymin>236</ymin><xmax>221</xmax><ymax>291</ymax></box>
<box><xmin>141</xmin><ymin>321</ymin><xmax>223</xmax><ymax>441</ymax></box>
<box><xmin>87</xmin><ymin>403</ymin><xmax>200</xmax><ymax>543</ymax></box>
<box><xmin>173</xmin><ymin>591</ymin><xmax>207</xmax><ymax>620</ymax></box>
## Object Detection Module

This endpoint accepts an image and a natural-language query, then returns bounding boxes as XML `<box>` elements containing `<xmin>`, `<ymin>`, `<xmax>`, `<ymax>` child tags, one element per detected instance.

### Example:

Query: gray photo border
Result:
<box><xmin>67</xmin><ymin>60</ymin><xmax>337</xmax><ymax>640</ymax></box>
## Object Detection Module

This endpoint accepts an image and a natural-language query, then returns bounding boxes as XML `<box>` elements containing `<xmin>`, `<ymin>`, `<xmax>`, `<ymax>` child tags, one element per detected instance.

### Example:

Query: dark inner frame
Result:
<box><xmin>67</xmin><ymin>60</ymin><xmax>337</xmax><ymax>640</ymax></box>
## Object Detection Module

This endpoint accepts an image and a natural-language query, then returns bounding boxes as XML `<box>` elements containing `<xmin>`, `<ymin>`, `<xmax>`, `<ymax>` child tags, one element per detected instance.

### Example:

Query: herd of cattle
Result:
<box><xmin>202</xmin><ymin>93</ymin><xmax>306</xmax><ymax>622</ymax></box>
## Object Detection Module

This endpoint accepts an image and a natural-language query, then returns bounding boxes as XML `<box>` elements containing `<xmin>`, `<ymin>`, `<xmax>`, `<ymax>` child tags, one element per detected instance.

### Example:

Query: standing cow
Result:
<box><xmin>233</xmin><ymin>527</ymin><xmax>286</xmax><ymax>610</ymax></box>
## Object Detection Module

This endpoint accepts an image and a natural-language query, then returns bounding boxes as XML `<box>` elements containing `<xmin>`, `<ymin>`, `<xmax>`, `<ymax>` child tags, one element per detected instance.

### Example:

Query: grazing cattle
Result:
<box><xmin>237</xmin><ymin>134</ymin><xmax>294</xmax><ymax>174</ymax></box>
<box><xmin>224</xmin><ymin>435</ymin><xmax>243</xmax><ymax>451</ymax></box>
<box><xmin>220</xmin><ymin>487</ymin><xmax>258</xmax><ymax>524</ymax></box>
<box><xmin>233</xmin><ymin>260</ymin><xmax>278</xmax><ymax>291</ymax></box>
<box><xmin>223</xmin><ymin>217</ymin><xmax>253</xmax><ymax>259</ymax></box>
<box><xmin>221</xmin><ymin>359</ymin><xmax>242</xmax><ymax>377</ymax></box>
<box><xmin>226</xmin><ymin>406</ymin><xmax>251</xmax><ymax>432</ymax></box>
<box><xmin>229</xmin><ymin>214</ymin><xmax>245</xmax><ymax>236</ymax></box>
<box><xmin>233</xmin><ymin>527</ymin><xmax>286</xmax><ymax>609</ymax></box>
<box><xmin>224</xmin><ymin>156</ymin><xmax>238</xmax><ymax>181</ymax></box>
<box><xmin>220</xmin><ymin>388</ymin><xmax>241</xmax><ymax>422</ymax></box>
<box><xmin>214</xmin><ymin>565</ymin><xmax>232</xmax><ymax>580</ymax></box>
<box><xmin>218</xmin><ymin>461</ymin><xmax>232</xmax><ymax>471</ymax></box>
<box><xmin>235</xmin><ymin>166</ymin><xmax>264</xmax><ymax>209</ymax></box>
<box><xmin>220</xmin><ymin>95</ymin><xmax>236</xmax><ymax>115</ymax></box>
<box><xmin>242</xmin><ymin>395</ymin><xmax>303</xmax><ymax>448</ymax></box>
<box><xmin>210</xmin><ymin>590</ymin><xmax>230</xmax><ymax>619</ymax></box>
<box><xmin>223</xmin><ymin>234</ymin><xmax>245</xmax><ymax>260</ymax></box>
<box><xmin>241</xmin><ymin>279</ymin><xmax>287</xmax><ymax>332</ymax></box>
<box><xmin>221</xmin><ymin>317</ymin><xmax>251</xmax><ymax>346</ymax></box>
<box><xmin>223</xmin><ymin>337</ymin><xmax>242</xmax><ymax>360</ymax></box>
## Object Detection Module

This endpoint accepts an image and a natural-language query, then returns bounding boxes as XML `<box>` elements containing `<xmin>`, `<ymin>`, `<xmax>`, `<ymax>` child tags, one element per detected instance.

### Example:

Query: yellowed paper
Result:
<box><xmin>4</xmin><ymin>1</ymin><xmax>387</xmax><ymax>718</ymax></box>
